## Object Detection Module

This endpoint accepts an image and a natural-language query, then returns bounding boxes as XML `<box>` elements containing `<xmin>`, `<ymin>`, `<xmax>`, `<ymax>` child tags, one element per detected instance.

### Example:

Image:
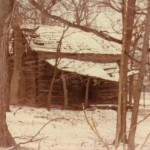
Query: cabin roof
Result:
<box><xmin>46</xmin><ymin>58</ymin><xmax>119</xmax><ymax>82</ymax></box>
<box><xmin>22</xmin><ymin>25</ymin><xmax>120</xmax><ymax>82</ymax></box>
<box><xmin>24</xmin><ymin>25</ymin><xmax>121</xmax><ymax>55</ymax></box>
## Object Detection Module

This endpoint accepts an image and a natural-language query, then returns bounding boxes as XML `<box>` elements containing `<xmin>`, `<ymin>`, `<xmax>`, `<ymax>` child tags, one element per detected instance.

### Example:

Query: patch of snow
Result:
<box><xmin>127</xmin><ymin>70</ymin><xmax>139</xmax><ymax>76</ymax></box>
<box><xmin>28</xmin><ymin>26</ymin><xmax>121</xmax><ymax>55</ymax></box>
<box><xmin>46</xmin><ymin>58</ymin><xmax>119</xmax><ymax>81</ymax></box>
<box><xmin>5</xmin><ymin>103</ymin><xmax>150</xmax><ymax>150</ymax></box>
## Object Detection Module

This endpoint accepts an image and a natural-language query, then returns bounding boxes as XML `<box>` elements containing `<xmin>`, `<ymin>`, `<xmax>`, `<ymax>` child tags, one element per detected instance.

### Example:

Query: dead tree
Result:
<box><xmin>128</xmin><ymin>1</ymin><xmax>150</xmax><ymax>149</ymax></box>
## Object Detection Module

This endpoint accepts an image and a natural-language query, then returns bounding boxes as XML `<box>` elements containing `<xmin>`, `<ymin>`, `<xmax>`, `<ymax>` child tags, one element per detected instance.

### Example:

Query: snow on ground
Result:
<box><xmin>5</xmin><ymin>94</ymin><xmax>150</xmax><ymax>150</ymax></box>
<box><xmin>7</xmin><ymin>107</ymin><xmax>117</xmax><ymax>150</ymax></box>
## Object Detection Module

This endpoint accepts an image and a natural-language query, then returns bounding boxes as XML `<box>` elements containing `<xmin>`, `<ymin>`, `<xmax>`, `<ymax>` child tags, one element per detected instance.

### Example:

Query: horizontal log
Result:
<box><xmin>38</xmin><ymin>51</ymin><xmax>121</xmax><ymax>63</ymax></box>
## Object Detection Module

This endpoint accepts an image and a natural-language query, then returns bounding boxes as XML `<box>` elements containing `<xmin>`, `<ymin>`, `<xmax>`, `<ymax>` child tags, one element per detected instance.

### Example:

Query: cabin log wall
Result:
<box><xmin>22</xmin><ymin>51</ymin><xmax>38</xmax><ymax>105</ymax></box>
<box><xmin>89</xmin><ymin>80</ymin><xmax>118</xmax><ymax>104</ymax></box>
<box><xmin>20</xmin><ymin>52</ymin><xmax>118</xmax><ymax>107</ymax></box>
<box><xmin>37</xmin><ymin>60</ymin><xmax>51</xmax><ymax>106</ymax></box>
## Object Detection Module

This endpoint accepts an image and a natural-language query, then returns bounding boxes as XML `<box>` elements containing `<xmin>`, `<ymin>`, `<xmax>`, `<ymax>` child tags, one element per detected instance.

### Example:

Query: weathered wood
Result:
<box><xmin>22</xmin><ymin>51</ymin><xmax>38</xmax><ymax>104</ymax></box>
<box><xmin>38</xmin><ymin>51</ymin><xmax>121</xmax><ymax>63</ymax></box>
<box><xmin>89</xmin><ymin>79</ymin><xmax>118</xmax><ymax>104</ymax></box>
<box><xmin>10</xmin><ymin>25</ymin><xmax>26</xmax><ymax>104</ymax></box>
<box><xmin>20</xmin><ymin>49</ymin><xmax>119</xmax><ymax>107</ymax></box>
<box><xmin>37</xmin><ymin>60</ymin><xmax>50</xmax><ymax>106</ymax></box>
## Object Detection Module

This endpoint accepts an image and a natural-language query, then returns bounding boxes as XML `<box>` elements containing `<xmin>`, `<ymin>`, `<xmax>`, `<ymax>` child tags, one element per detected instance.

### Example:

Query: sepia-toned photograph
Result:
<box><xmin>0</xmin><ymin>0</ymin><xmax>150</xmax><ymax>149</ymax></box>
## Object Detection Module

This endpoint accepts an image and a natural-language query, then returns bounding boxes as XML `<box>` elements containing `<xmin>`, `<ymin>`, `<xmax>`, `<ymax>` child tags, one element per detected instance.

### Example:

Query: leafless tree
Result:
<box><xmin>1</xmin><ymin>0</ymin><xmax>149</xmax><ymax>149</ymax></box>
<box><xmin>0</xmin><ymin>0</ymin><xmax>16</xmax><ymax>147</ymax></box>
<box><xmin>128</xmin><ymin>0</ymin><xmax>150</xmax><ymax>149</ymax></box>
<box><xmin>115</xmin><ymin>0</ymin><xmax>136</xmax><ymax>146</ymax></box>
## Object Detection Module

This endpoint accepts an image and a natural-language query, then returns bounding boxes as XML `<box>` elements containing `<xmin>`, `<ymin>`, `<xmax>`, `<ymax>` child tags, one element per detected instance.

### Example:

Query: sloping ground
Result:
<box><xmin>4</xmin><ymin>97</ymin><xmax>150</xmax><ymax>150</ymax></box>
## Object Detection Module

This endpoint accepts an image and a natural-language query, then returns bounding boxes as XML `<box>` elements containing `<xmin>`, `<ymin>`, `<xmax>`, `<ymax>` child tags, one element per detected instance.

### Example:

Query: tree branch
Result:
<box><xmin>29</xmin><ymin>0</ymin><xmax>122</xmax><ymax>44</ymax></box>
<box><xmin>82</xmin><ymin>104</ymin><xmax>110</xmax><ymax>150</ymax></box>
<box><xmin>9</xmin><ymin>117</ymin><xmax>70</xmax><ymax>150</ymax></box>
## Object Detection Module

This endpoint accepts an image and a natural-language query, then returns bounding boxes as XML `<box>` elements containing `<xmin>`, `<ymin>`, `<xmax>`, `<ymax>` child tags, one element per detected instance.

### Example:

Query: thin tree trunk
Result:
<box><xmin>40</xmin><ymin>0</ymin><xmax>49</xmax><ymax>25</ymax></box>
<box><xmin>47</xmin><ymin>27</ymin><xmax>69</xmax><ymax>110</ymax></box>
<box><xmin>128</xmin><ymin>75</ymin><xmax>133</xmax><ymax>105</ymax></box>
<box><xmin>47</xmin><ymin>66</ymin><xmax>57</xmax><ymax>110</ymax></box>
<box><xmin>128</xmin><ymin>1</ymin><xmax>150</xmax><ymax>149</ymax></box>
<box><xmin>61</xmin><ymin>73</ymin><xmax>68</xmax><ymax>108</ymax></box>
<box><xmin>115</xmin><ymin>0</ymin><xmax>136</xmax><ymax>146</ymax></box>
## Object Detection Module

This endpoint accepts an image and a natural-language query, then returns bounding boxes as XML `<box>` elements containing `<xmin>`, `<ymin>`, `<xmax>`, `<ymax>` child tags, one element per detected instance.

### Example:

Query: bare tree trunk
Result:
<box><xmin>115</xmin><ymin>0</ymin><xmax>136</xmax><ymax>146</ymax></box>
<box><xmin>40</xmin><ymin>0</ymin><xmax>49</xmax><ymax>25</ymax></box>
<box><xmin>47</xmin><ymin>65</ymin><xmax>58</xmax><ymax>110</ymax></box>
<box><xmin>128</xmin><ymin>1</ymin><xmax>150</xmax><ymax>149</ymax></box>
<box><xmin>47</xmin><ymin>27</ymin><xmax>69</xmax><ymax>110</ymax></box>
<box><xmin>128</xmin><ymin>75</ymin><xmax>133</xmax><ymax>105</ymax></box>
<box><xmin>61</xmin><ymin>73</ymin><xmax>68</xmax><ymax>108</ymax></box>
<box><xmin>0</xmin><ymin>0</ymin><xmax>16</xmax><ymax>147</ymax></box>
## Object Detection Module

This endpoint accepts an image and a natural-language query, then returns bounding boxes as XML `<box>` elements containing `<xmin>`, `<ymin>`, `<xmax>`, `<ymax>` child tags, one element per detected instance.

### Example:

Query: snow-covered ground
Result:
<box><xmin>5</xmin><ymin>94</ymin><xmax>150</xmax><ymax>150</ymax></box>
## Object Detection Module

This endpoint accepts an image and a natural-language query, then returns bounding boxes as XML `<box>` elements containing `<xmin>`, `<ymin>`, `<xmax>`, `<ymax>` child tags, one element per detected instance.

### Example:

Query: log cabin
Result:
<box><xmin>10</xmin><ymin>25</ymin><xmax>121</xmax><ymax>108</ymax></box>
